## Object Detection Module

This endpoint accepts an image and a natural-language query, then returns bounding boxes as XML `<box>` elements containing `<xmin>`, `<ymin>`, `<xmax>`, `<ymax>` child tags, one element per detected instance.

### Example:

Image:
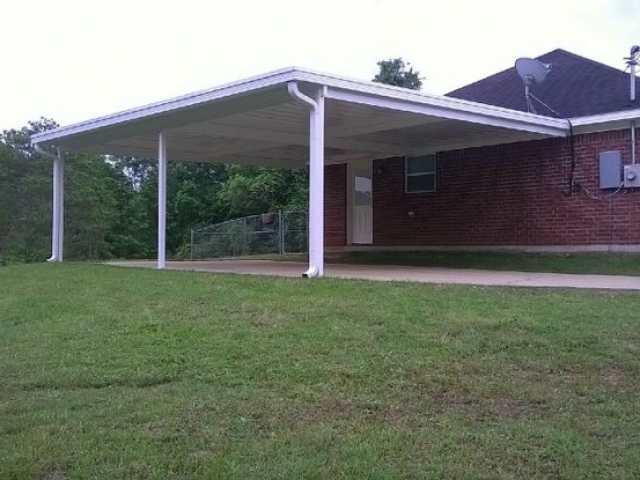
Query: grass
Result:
<box><xmin>1</xmin><ymin>263</ymin><xmax>639</xmax><ymax>479</ymax></box>
<box><xmin>335</xmin><ymin>250</ymin><xmax>640</xmax><ymax>276</ymax></box>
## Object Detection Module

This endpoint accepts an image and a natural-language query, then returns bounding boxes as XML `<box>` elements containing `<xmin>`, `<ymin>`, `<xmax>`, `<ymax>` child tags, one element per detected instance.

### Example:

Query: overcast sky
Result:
<box><xmin>1</xmin><ymin>0</ymin><xmax>638</xmax><ymax>130</ymax></box>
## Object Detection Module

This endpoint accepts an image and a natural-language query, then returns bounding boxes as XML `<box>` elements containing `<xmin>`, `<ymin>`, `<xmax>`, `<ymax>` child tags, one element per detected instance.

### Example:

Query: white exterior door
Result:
<box><xmin>352</xmin><ymin>163</ymin><xmax>373</xmax><ymax>244</ymax></box>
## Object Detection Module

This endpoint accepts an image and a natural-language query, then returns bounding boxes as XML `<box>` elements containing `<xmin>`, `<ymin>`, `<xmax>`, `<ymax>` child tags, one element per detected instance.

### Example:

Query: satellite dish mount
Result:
<box><xmin>515</xmin><ymin>58</ymin><xmax>552</xmax><ymax>114</ymax></box>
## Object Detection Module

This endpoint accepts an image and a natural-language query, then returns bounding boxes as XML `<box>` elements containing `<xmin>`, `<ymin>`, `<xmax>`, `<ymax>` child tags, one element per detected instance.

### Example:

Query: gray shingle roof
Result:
<box><xmin>446</xmin><ymin>49</ymin><xmax>640</xmax><ymax>118</ymax></box>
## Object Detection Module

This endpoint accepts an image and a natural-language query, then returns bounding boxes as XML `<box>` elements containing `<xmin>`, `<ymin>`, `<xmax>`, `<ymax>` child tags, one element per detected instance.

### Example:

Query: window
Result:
<box><xmin>405</xmin><ymin>155</ymin><xmax>436</xmax><ymax>193</ymax></box>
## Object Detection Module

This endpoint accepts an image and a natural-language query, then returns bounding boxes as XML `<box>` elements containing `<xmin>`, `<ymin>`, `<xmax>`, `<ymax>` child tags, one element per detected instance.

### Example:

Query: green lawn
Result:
<box><xmin>335</xmin><ymin>251</ymin><xmax>640</xmax><ymax>276</ymax></box>
<box><xmin>1</xmin><ymin>264</ymin><xmax>639</xmax><ymax>479</ymax></box>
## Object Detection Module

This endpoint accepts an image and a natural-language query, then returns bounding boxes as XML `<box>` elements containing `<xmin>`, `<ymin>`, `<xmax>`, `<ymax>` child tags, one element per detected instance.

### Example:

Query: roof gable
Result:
<box><xmin>446</xmin><ymin>49</ymin><xmax>640</xmax><ymax>117</ymax></box>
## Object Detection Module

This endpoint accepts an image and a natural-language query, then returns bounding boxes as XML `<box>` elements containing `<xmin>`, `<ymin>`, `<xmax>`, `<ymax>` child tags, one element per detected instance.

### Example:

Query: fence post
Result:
<box><xmin>243</xmin><ymin>217</ymin><xmax>247</xmax><ymax>256</ymax></box>
<box><xmin>190</xmin><ymin>229</ymin><xmax>194</xmax><ymax>261</ymax></box>
<box><xmin>279</xmin><ymin>210</ymin><xmax>284</xmax><ymax>255</ymax></box>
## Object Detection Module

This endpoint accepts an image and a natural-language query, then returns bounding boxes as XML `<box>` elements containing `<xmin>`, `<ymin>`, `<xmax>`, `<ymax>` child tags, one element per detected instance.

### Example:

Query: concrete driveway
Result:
<box><xmin>107</xmin><ymin>259</ymin><xmax>640</xmax><ymax>290</ymax></box>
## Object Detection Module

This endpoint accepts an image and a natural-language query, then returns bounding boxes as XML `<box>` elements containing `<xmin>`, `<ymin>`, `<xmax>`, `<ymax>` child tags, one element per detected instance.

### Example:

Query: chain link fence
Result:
<box><xmin>190</xmin><ymin>211</ymin><xmax>308</xmax><ymax>259</ymax></box>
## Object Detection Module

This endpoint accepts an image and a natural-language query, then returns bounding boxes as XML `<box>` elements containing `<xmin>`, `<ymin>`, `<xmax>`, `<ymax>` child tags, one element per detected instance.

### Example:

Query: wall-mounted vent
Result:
<box><xmin>599</xmin><ymin>151</ymin><xmax>622</xmax><ymax>189</ymax></box>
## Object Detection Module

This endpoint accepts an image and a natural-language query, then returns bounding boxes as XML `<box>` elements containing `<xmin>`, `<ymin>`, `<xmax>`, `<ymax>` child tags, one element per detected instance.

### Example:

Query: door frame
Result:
<box><xmin>346</xmin><ymin>160</ymin><xmax>373</xmax><ymax>245</ymax></box>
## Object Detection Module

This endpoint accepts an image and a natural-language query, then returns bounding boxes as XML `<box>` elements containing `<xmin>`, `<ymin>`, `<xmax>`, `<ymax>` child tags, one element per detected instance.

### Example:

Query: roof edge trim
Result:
<box><xmin>31</xmin><ymin>67</ymin><xmax>301</xmax><ymax>145</ymax></box>
<box><xmin>33</xmin><ymin>66</ymin><xmax>570</xmax><ymax>146</ymax></box>
<box><xmin>571</xmin><ymin>109</ymin><xmax>640</xmax><ymax>126</ymax></box>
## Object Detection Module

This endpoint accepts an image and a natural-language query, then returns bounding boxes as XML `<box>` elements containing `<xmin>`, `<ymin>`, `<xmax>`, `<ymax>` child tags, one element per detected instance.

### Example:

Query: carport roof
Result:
<box><xmin>31</xmin><ymin>67</ymin><xmax>570</xmax><ymax>166</ymax></box>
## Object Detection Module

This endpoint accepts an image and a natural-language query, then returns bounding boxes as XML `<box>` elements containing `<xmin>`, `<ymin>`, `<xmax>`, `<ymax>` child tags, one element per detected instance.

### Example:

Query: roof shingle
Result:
<box><xmin>446</xmin><ymin>49</ymin><xmax>640</xmax><ymax>117</ymax></box>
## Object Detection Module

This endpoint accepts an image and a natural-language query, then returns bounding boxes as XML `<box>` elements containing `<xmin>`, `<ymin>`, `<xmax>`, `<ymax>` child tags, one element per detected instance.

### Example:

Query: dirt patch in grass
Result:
<box><xmin>36</xmin><ymin>459</ymin><xmax>70</xmax><ymax>480</ymax></box>
<box><xmin>21</xmin><ymin>374</ymin><xmax>179</xmax><ymax>392</ymax></box>
<box><xmin>489</xmin><ymin>397</ymin><xmax>549</xmax><ymax>418</ymax></box>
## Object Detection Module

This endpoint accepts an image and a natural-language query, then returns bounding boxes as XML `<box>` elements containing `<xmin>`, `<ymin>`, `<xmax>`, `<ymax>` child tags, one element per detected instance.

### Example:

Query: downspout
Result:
<box><xmin>287</xmin><ymin>81</ymin><xmax>323</xmax><ymax>278</ymax></box>
<box><xmin>287</xmin><ymin>81</ymin><xmax>317</xmax><ymax>111</ymax></box>
<box><xmin>34</xmin><ymin>144</ymin><xmax>61</xmax><ymax>262</ymax></box>
<box><xmin>631</xmin><ymin>120</ymin><xmax>636</xmax><ymax>164</ymax></box>
<box><xmin>565</xmin><ymin>119</ymin><xmax>576</xmax><ymax>195</ymax></box>
<box><xmin>628</xmin><ymin>46</ymin><xmax>638</xmax><ymax>164</ymax></box>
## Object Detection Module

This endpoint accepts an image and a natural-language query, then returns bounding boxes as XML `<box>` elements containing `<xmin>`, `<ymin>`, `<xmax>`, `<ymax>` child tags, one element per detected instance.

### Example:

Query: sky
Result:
<box><xmin>1</xmin><ymin>0</ymin><xmax>639</xmax><ymax>130</ymax></box>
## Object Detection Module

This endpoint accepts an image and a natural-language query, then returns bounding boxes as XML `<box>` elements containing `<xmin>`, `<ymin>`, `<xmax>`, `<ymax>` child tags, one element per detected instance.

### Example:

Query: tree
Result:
<box><xmin>0</xmin><ymin>120</ymin><xmax>60</xmax><ymax>262</ymax></box>
<box><xmin>373</xmin><ymin>58</ymin><xmax>423</xmax><ymax>90</ymax></box>
<box><xmin>219</xmin><ymin>165</ymin><xmax>308</xmax><ymax>218</ymax></box>
<box><xmin>0</xmin><ymin>119</ymin><xmax>136</xmax><ymax>261</ymax></box>
<box><xmin>0</xmin><ymin>117</ymin><xmax>310</xmax><ymax>263</ymax></box>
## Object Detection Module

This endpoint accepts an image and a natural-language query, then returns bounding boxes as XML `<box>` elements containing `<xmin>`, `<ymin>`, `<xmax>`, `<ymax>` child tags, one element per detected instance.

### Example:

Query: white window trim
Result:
<box><xmin>405</xmin><ymin>155</ymin><xmax>436</xmax><ymax>193</ymax></box>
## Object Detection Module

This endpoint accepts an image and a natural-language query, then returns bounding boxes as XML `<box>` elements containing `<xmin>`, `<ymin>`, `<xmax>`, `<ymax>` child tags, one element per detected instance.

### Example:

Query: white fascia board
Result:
<box><xmin>570</xmin><ymin>109</ymin><xmax>640</xmax><ymax>130</ymax></box>
<box><xmin>31</xmin><ymin>67</ymin><xmax>300</xmax><ymax>145</ymax></box>
<box><xmin>293</xmin><ymin>69</ymin><xmax>569</xmax><ymax>136</ymax></box>
<box><xmin>323</xmin><ymin>87</ymin><xmax>567</xmax><ymax>136</ymax></box>
<box><xmin>32</xmin><ymin>66</ymin><xmax>569</xmax><ymax>146</ymax></box>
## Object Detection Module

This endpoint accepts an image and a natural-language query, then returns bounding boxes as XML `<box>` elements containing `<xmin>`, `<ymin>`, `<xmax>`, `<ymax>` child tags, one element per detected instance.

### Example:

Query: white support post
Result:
<box><xmin>286</xmin><ymin>82</ymin><xmax>326</xmax><ymax>278</ymax></box>
<box><xmin>308</xmin><ymin>88</ymin><xmax>325</xmax><ymax>277</ymax></box>
<box><xmin>48</xmin><ymin>156</ymin><xmax>60</xmax><ymax>262</ymax></box>
<box><xmin>57</xmin><ymin>150</ymin><xmax>65</xmax><ymax>261</ymax></box>
<box><xmin>157</xmin><ymin>133</ymin><xmax>168</xmax><ymax>269</ymax></box>
<box><xmin>47</xmin><ymin>149</ymin><xmax>64</xmax><ymax>262</ymax></box>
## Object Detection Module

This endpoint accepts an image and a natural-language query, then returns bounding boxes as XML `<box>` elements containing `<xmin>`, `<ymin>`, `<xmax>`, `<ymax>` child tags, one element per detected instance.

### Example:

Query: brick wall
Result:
<box><xmin>370</xmin><ymin>129</ymin><xmax>640</xmax><ymax>246</ymax></box>
<box><xmin>324</xmin><ymin>163</ymin><xmax>347</xmax><ymax>247</ymax></box>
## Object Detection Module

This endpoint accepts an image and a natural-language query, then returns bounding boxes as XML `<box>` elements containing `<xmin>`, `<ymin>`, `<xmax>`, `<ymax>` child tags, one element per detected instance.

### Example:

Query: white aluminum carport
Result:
<box><xmin>31</xmin><ymin>67</ymin><xmax>569</xmax><ymax>277</ymax></box>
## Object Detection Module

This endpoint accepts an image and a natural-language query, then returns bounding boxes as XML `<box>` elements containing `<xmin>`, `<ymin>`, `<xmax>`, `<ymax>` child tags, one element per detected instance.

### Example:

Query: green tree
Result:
<box><xmin>219</xmin><ymin>166</ymin><xmax>308</xmax><ymax>218</ymax></box>
<box><xmin>64</xmin><ymin>154</ymin><xmax>128</xmax><ymax>258</ymax></box>
<box><xmin>0</xmin><ymin>119</ymin><xmax>136</xmax><ymax>261</ymax></box>
<box><xmin>373</xmin><ymin>58</ymin><xmax>423</xmax><ymax>90</ymax></box>
<box><xmin>0</xmin><ymin>120</ymin><xmax>60</xmax><ymax>262</ymax></box>
<box><xmin>1</xmin><ymin>118</ymin><xmax>309</xmax><ymax>262</ymax></box>
<box><xmin>167</xmin><ymin>162</ymin><xmax>229</xmax><ymax>254</ymax></box>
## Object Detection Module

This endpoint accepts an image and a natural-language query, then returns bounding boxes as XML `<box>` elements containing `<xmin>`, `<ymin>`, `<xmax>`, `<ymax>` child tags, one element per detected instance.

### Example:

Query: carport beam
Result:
<box><xmin>157</xmin><ymin>133</ymin><xmax>167</xmax><ymax>269</ymax></box>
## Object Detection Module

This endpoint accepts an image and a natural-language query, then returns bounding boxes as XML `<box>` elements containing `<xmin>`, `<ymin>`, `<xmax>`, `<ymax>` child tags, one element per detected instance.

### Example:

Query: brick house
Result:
<box><xmin>325</xmin><ymin>50</ymin><xmax>640</xmax><ymax>253</ymax></box>
<box><xmin>33</xmin><ymin>49</ymin><xmax>640</xmax><ymax>275</ymax></box>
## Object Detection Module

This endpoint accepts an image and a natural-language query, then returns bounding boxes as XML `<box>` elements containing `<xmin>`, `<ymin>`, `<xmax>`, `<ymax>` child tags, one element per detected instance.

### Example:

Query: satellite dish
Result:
<box><xmin>515</xmin><ymin>58</ymin><xmax>552</xmax><ymax>113</ymax></box>
<box><xmin>515</xmin><ymin>58</ymin><xmax>552</xmax><ymax>86</ymax></box>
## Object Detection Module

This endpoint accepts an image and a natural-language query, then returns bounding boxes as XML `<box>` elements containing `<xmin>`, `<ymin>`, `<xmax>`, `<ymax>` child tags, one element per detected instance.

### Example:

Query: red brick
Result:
<box><xmin>323</xmin><ymin>129</ymin><xmax>640</xmax><ymax>247</ymax></box>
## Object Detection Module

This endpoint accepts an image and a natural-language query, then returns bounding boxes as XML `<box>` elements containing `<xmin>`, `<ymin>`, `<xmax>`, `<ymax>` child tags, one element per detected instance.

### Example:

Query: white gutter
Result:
<box><xmin>31</xmin><ymin>68</ymin><xmax>300</xmax><ymax>145</ymax></box>
<box><xmin>570</xmin><ymin>108</ymin><xmax>640</xmax><ymax>127</ymax></box>
<box><xmin>287</xmin><ymin>82</ymin><xmax>317</xmax><ymax>109</ymax></box>
<box><xmin>31</xmin><ymin>67</ymin><xmax>568</xmax><ymax>148</ymax></box>
<box><xmin>287</xmin><ymin>81</ymin><xmax>324</xmax><ymax>278</ymax></box>
<box><xmin>325</xmin><ymin>87</ymin><xmax>566</xmax><ymax>136</ymax></box>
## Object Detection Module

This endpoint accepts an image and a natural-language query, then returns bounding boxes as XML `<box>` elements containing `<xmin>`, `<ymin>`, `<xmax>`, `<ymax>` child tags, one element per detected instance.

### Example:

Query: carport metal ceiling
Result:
<box><xmin>32</xmin><ymin>67</ymin><xmax>569</xmax><ymax>167</ymax></box>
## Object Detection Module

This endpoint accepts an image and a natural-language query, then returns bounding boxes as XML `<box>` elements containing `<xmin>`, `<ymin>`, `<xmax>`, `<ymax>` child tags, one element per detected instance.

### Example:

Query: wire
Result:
<box><xmin>525</xmin><ymin>93</ymin><xmax>577</xmax><ymax>196</ymax></box>
<box><xmin>606</xmin><ymin>178</ymin><xmax>633</xmax><ymax>250</ymax></box>
<box><xmin>557</xmin><ymin>119</ymin><xmax>577</xmax><ymax>196</ymax></box>
<box><xmin>583</xmin><ymin>187</ymin><xmax>600</xmax><ymax>200</ymax></box>
<box><xmin>529</xmin><ymin>93</ymin><xmax>562</xmax><ymax>117</ymax></box>
<box><xmin>583</xmin><ymin>182</ymin><xmax>623</xmax><ymax>201</ymax></box>
<box><xmin>612</xmin><ymin>183</ymin><xmax>624</xmax><ymax>195</ymax></box>
<box><xmin>526</xmin><ymin>95</ymin><xmax>537</xmax><ymax>114</ymax></box>
<box><xmin>608</xmin><ymin>186</ymin><xmax>617</xmax><ymax>248</ymax></box>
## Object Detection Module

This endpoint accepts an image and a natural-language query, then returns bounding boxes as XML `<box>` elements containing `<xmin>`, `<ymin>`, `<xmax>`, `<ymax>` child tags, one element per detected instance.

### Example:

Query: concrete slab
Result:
<box><xmin>107</xmin><ymin>260</ymin><xmax>640</xmax><ymax>290</ymax></box>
